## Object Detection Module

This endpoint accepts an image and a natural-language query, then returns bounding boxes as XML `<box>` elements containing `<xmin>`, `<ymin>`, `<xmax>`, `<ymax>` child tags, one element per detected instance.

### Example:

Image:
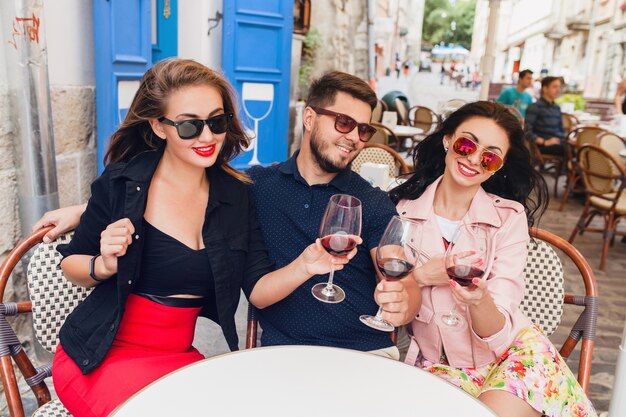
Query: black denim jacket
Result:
<box><xmin>57</xmin><ymin>144</ymin><xmax>273</xmax><ymax>374</ymax></box>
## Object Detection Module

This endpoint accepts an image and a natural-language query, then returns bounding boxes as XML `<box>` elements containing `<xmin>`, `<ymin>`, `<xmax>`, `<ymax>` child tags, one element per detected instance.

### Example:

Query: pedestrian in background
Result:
<box><xmin>496</xmin><ymin>69</ymin><xmax>534</xmax><ymax>117</ymax></box>
<box><xmin>524</xmin><ymin>76</ymin><xmax>565</xmax><ymax>156</ymax></box>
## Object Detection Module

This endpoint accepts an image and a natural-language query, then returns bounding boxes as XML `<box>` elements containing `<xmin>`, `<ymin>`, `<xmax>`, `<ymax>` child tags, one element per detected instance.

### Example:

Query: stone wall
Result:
<box><xmin>310</xmin><ymin>0</ymin><xmax>369</xmax><ymax>80</ymax></box>
<box><xmin>0</xmin><ymin>84</ymin><xmax>96</xmax><ymax>371</ymax></box>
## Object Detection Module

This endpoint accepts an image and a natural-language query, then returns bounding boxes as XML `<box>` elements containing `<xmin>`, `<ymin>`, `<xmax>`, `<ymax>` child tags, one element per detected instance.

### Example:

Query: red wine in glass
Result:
<box><xmin>446</xmin><ymin>265</ymin><xmax>485</xmax><ymax>288</ymax></box>
<box><xmin>320</xmin><ymin>234</ymin><xmax>358</xmax><ymax>257</ymax></box>
<box><xmin>436</xmin><ymin>223</ymin><xmax>490</xmax><ymax>330</ymax></box>
<box><xmin>360</xmin><ymin>216</ymin><xmax>423</xmax><ymax>332</ymax></box>
<box><xmin>312</xmin><ymin>194</ymin><xmax>362</xmax><ymax>304</ymax></box>
<box><xmin>378</xmin><ymin>258</ymin><xmax>415</xmax><ymax>280</ymax></box>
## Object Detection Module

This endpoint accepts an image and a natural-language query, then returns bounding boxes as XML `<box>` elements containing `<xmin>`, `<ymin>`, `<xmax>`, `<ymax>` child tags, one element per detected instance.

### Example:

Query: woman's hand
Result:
<box><xmin>449</xmin><ymin>277</ymin><xmax>490</xmax><ymax>307</ymax></box>
<box><xmin>412</xmin><ymin>254</ymin><xmax>448</xmax><ymax>287</ymax></box>
<box><xmin>98</xmin><ymin>218</ymin><xmax>135</xmax><ymax>277</ymax></box>
<box><xmin>299</xmin><ymin>236</ymin><xmax>362</xmax><ymax>277</ymax></box>
<box><xmin>31</xmin><ymin>204</ymin><xmax>87</xmax><ymax>243</ymax></box>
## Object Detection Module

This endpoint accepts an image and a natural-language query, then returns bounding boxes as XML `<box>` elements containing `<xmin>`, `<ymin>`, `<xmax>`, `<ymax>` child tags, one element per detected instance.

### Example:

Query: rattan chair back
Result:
<box><xmin>27</xmin><ymin>232</ymin><xmax>92</xmax><ymax>353</ymax></box>
<box><xmin>525</xmin><ymin>228</ymin><xmax>598</xmax><ymax>393</ymax></box>
<box><xmin>0</xmin><ymin>227</ymin><xmax>76</xmax><ymax>417</ymax></box>
<box><xmin>521</xmin><ymin>238</ymin><xmax>565</xmax><ymax>336</ymax></box>
<box><xmin>371</xmin><ymin>99</ymin><xmax>384</xmax><ymax>123</ymax></box>
<box><xmin>351</xmin><ymin>143</ymin><xmax>410</xmax><ymax>178</ymax></box>
<box><xmin>394</xmin><ymin>98</ymin><xmax>409</xmax><ymax>125</ymax></box>
<box><xmin>409</xmin><ymin>105</ymin><xmax>440</xmax><ymax>134</ymax></box>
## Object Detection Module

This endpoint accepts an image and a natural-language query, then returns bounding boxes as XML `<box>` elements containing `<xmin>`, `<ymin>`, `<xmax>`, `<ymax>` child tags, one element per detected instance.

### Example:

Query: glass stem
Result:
<box><xmin>373</xmin><ymin>306</ymin><xmax>384</xmax><ymax>321</ymax></box>
<box><xmin>325</xmin><ymin>264</ymin><xmax>336</xmax><ymax>290</ymax></box>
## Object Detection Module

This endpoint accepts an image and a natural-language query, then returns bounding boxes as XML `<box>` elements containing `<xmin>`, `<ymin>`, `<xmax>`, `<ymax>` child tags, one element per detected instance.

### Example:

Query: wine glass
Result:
<box><xmin>359</xmin><ymin>216</ymin><xmax>423</xmax><ymax>332</ymax></box>
<box><xmin>312</xmin><ymin>194</ymin><xmax>362</xmax><ymax>303</ymax></box>
<box><xmin>436</xmin><ymin>223</ymin><xmax>490</xmax><ymax>331</ymax></box>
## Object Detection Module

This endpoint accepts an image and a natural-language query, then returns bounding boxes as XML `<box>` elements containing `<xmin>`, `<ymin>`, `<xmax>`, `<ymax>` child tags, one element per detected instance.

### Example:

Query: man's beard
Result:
<box><xmin>309</xmin><ymin>125</ymin><xmax>355</xmax><ymax>174</ymax></box>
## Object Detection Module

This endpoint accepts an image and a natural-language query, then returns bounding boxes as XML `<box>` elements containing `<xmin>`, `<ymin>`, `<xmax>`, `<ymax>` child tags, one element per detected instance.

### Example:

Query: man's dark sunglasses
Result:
<box><xmin>158</xmin><ymin>113</ymin><xmax>233</xmax><ymax>139</ymax></box>
<box><xmin>310</xmin><ymin>106</ymin><xmax>376</xmax><ymax>142</ymax></box>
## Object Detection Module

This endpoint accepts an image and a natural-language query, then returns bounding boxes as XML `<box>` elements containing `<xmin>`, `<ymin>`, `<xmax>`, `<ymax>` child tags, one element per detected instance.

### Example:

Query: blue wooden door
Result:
<box><xmin>93</xmin><ymin>0</ymin><xmax>152</xmax><ymax>173</ymax></box>
<box><xmin>222</xmin><ymin>1</ymin><xmax>294</xmax><ymax>168</ymax></box>
<box><xmin>152</xmin><ymin>0</ymin><xmax>178</xmax><ymax>62</ymax></box>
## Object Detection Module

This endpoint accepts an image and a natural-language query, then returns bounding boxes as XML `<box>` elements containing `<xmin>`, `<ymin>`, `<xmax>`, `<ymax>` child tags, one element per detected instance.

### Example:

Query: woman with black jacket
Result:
<box><xmin>52</xmin><ymin>58</ymin><xmax>354</xmax><ymax>417</ymax></box>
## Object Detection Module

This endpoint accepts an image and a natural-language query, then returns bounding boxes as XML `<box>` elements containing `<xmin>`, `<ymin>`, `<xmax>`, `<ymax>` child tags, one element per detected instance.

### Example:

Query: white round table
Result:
<box><xmin>391</xmin><ymin>125</ymin><xmax>423</xmax><ymax>137</ymax></box>
<box><xmin>111</xmin><ymin>346</ymin><xmax>496</xmax><ymax>417</ymax></box>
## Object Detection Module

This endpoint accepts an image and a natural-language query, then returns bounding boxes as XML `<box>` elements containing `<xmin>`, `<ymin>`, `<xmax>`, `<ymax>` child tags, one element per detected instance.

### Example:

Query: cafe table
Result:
<box><xmin>391</xmin><ymin>125</ymin><xmax>423</xmax><ymax>138</ymax></box>
<box><xmin>111</xmin><ymin>346</ymin><xmax>497</xmax><ymax>417</ymax></box>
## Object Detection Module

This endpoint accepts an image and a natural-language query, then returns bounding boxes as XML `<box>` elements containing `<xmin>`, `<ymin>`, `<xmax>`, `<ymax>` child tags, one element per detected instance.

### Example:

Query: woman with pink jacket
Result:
<box><xmin>390</xmin><ymin>102</ymin><xmax>595</xmax><ymax>417</ymax></box>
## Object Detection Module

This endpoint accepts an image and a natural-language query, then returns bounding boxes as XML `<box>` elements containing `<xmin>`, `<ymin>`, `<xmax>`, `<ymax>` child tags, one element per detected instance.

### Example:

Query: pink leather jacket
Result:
<box><xmin>398</xmin><ymin>177</ymin><xmax>532</xmax><ymax>369</ymax></box>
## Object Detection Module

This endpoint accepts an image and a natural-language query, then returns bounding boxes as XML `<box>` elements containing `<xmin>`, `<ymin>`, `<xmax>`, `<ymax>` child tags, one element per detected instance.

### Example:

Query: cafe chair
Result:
<box><xmin>559</xmin><ymin>125</ymin><xmax>608</xmax><ymax>210</ymax></box>
<box><xmin>439</xmin><ymin>98</ymin><xmax>467</xmax><ymax>120</ymax></box>
<box><xmin>408</xmin><ymin>105</ymin><xmax>440</xmax><ymax>137</ymax></box>
<box><xmin>370</xmin><ymin>122</ymin><xmax>400</xmax><ymax>150</ymax></box>
<box><xmin>371</xmin><ymin>100</ymin><xmax>385</xmax><ymax>123</ymax></box>
<box><xmin>351</xmin><ymin>143</ymin><xmax>411</xmax><ymax>179</ymax></box>
<box><xmin>598</xmin><ymin>131</ymin><xmax>626</xmax><ymax>162</ymax></box>
<box><xmin>521</xmin><ymin>227</ymin><xmax>598</xmax><ymax>393</ymax></box>
<box><xmin>569</xmin><ymin>144</ymin><xmax>626</xmax><ymax>271</ymax></box>
<box><xmin>0</xmin><ymin>227</ymin><xmax>89</xmax><ymax>417</ymax></box>
<box><xmin>394</xmin><ymin>98</ymin><xmax>410</xmax><ymax>126</ymax></box>
<box><xmin>562</xmin><ymin>112</ymin><xmax>580</xmax><ymax>136</ymax></box>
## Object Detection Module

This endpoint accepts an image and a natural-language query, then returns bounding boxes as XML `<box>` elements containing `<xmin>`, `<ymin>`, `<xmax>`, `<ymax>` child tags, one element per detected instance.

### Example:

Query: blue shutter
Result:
<box><xmin>93</xmin><ymin>0</ymin><xmax>152</xmax><ymax>173</ymax></box>
<box><xmin>222</xmin><ymin>1</ymin><xmax>294</xmax><ymax>168</ymax></box>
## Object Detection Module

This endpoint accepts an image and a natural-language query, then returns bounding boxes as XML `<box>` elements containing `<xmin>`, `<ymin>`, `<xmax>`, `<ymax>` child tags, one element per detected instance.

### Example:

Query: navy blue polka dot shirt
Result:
<box><xmin>248</xmin><ymin>151</ymin><xmax>398</xmax><ymax>351</ymax></box>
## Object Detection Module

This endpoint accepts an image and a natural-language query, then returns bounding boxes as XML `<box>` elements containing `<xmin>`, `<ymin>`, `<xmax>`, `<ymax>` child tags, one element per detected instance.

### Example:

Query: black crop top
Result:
<box><xmin>133</xmin><ymin>220</ymin><xmax>215</xmax><ymax>297</ymax></box>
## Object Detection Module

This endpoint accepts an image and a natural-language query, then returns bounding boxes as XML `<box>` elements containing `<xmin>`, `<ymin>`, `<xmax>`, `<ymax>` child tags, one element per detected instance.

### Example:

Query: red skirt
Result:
<box><xmin>52</xmin><ymin>294</ymin><xmax>204</xmax><ymax>417</ymax></box>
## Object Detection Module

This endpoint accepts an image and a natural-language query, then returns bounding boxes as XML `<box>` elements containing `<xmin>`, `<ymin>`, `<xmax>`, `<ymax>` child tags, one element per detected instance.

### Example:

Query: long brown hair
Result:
<box><xmin>104</xmin><ymin>58</ymin><xmax>250</xmax><ymax>182</ymax></box>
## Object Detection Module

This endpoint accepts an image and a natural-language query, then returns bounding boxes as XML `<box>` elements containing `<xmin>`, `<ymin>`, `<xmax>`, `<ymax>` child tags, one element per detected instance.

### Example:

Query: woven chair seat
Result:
<box><xmin>27</xmin><ymin>232</ymin><xmax>92</xmax><ymax>353</ymax></box>
<box><xmin>520</xmin><ymin>237</ymin><xmax>565</xmax><ymax>336</ymax></box>
<box><xmin>352</xmin><ymin>147</ymin><xmax>399</xmax><ymax>178</ymax></box>
<box><xmin>589</xmin><ymin>192</ymin><xmax>626</xmax><ymax>214</ymax></box>
<box><xmin>32</xmin><ymin>399</ymin><xmax>72</xmax><ymax>417</ymax></box>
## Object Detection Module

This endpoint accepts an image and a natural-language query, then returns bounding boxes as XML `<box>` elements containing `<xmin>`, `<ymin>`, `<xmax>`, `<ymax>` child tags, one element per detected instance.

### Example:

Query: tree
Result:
<box><xmin>422</xmin><ymin>0</ymin><xmax>476</xmax><ymax>50</ymax></box>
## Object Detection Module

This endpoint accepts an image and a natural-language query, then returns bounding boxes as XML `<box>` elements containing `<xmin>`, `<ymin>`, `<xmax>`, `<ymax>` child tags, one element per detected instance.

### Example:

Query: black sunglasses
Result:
<box><xmin>158</xmin><ymin>113</ymin><xmax>233</xmax><ymax>139</ymax></box>
<box><xmin>310</xmin><ymin>106</ymin><xmax>376</xmax><ymax>142</ymax></box>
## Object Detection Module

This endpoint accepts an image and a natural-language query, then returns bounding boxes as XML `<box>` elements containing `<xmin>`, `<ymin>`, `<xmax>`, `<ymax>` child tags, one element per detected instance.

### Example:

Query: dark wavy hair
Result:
<box><xmin>389</xmin><ymin>101</ymin><xmax>549</xmax><ymax>227</ymax></box>
<box><xmin>104</xmin><ymin>58</ymin><xmax>250</xmax><ymax>183</ymax></box>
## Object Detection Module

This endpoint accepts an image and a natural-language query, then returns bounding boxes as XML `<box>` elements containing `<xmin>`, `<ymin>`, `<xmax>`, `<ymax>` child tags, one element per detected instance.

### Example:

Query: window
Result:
<box><xmin>294</xmin><ymin>0</ymin><xmax>311</xmax><ymax>35</ymax></box>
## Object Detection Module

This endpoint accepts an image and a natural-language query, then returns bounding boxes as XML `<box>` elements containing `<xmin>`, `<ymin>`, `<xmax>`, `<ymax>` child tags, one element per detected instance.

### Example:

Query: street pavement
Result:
<box><xmin>4</xmin><ymin>69</ymin><xmax>623</xmax><ymax>416</ymax></box>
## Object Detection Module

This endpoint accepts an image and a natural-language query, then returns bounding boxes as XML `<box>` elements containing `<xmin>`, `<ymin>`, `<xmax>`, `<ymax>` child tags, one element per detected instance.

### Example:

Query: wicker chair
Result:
<box><xmin>598</xmin><ymin>131</ymin><xmax>626</xmax><ymax>162</ymax></box>
<box><xmin>371</xmin><ymin>99</ymin><xmax>385</xmax><ymax>123</ymax></box>
<box><xmin>370</xmin><ymin>122</ymin><xmax>400</xmax><ymax>150</ymax></box>
<box><xmin>351</xmin><ymin>143</ymin><xmax>410</xmax><ymax>179</ymax></box>
<box><xmin>521</xmin><ymin>228</ymin><xmax>598</xmax><ymax>393</ymax></box>
<box><xmin>408</xmin><ymin>105</ymin><xmax>440</xmax><ymax>135</ymax></box>
<box><xmin>569</xmin><ymin>144</ymin><xmax>626</xmax><ymax>271</ymax></box>
<box><xmin>559</xmin><ymin>125</ymin><xmax>609</xmax><ymax>210</ymax></box>
<box><xmin>394</xmin><ymin>98</ymin><xmax>410</xmax><ymax>126</ymax></box>
<box><xmin>562</xmin><ymin>112</ymin><xmax>580</xmax><ymax>136</ymax></box>
<box><xmin>0</xmin><ymin>227</ymin><xmax>85</xmax><ymax>417</ymax></box>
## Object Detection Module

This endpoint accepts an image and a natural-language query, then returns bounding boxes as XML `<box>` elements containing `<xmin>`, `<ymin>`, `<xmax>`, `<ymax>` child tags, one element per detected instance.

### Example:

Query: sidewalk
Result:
<box><xmin>375</xmin><ymin>65</ymin><xmax>479</xmax><ymax>112</ymax></box>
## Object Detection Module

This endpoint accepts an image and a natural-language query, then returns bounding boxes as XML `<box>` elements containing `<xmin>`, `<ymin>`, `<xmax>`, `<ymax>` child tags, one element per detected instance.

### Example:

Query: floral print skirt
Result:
<box><xmin>415</xmin><ymin>325</ymin><xmax>597</xmax><ymax>417</ymax></box>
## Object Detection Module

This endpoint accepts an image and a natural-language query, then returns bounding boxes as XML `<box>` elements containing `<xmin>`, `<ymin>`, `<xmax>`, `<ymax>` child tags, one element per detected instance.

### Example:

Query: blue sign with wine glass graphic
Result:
<box><xmin>222</xmin><ymin>1</ymin><xmax>294</xmax><ymax>168</ymax></box>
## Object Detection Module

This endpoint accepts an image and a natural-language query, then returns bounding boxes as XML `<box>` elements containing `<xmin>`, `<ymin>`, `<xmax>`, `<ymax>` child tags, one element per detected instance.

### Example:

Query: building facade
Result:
<box><xmin>472</xmin><ymin>0</ymin><xmax>626</xmax><ymax>99</ymax></box>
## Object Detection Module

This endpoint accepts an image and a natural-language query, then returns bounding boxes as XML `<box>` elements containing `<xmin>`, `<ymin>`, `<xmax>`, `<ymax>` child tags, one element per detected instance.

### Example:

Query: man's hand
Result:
<box><xmin>299</xmin><ymin>236</ymin><xmax>361</xmax><ymax>277</ymax></box>
<box><xmin>32</xmin><ymin>204</ymin><xmax>86</xmax><ymax>243</ymax></box>
<box><xmin>374</xmin><ymin>277</ymin><xmax>421</xmax><ymax>326</ymax></box>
